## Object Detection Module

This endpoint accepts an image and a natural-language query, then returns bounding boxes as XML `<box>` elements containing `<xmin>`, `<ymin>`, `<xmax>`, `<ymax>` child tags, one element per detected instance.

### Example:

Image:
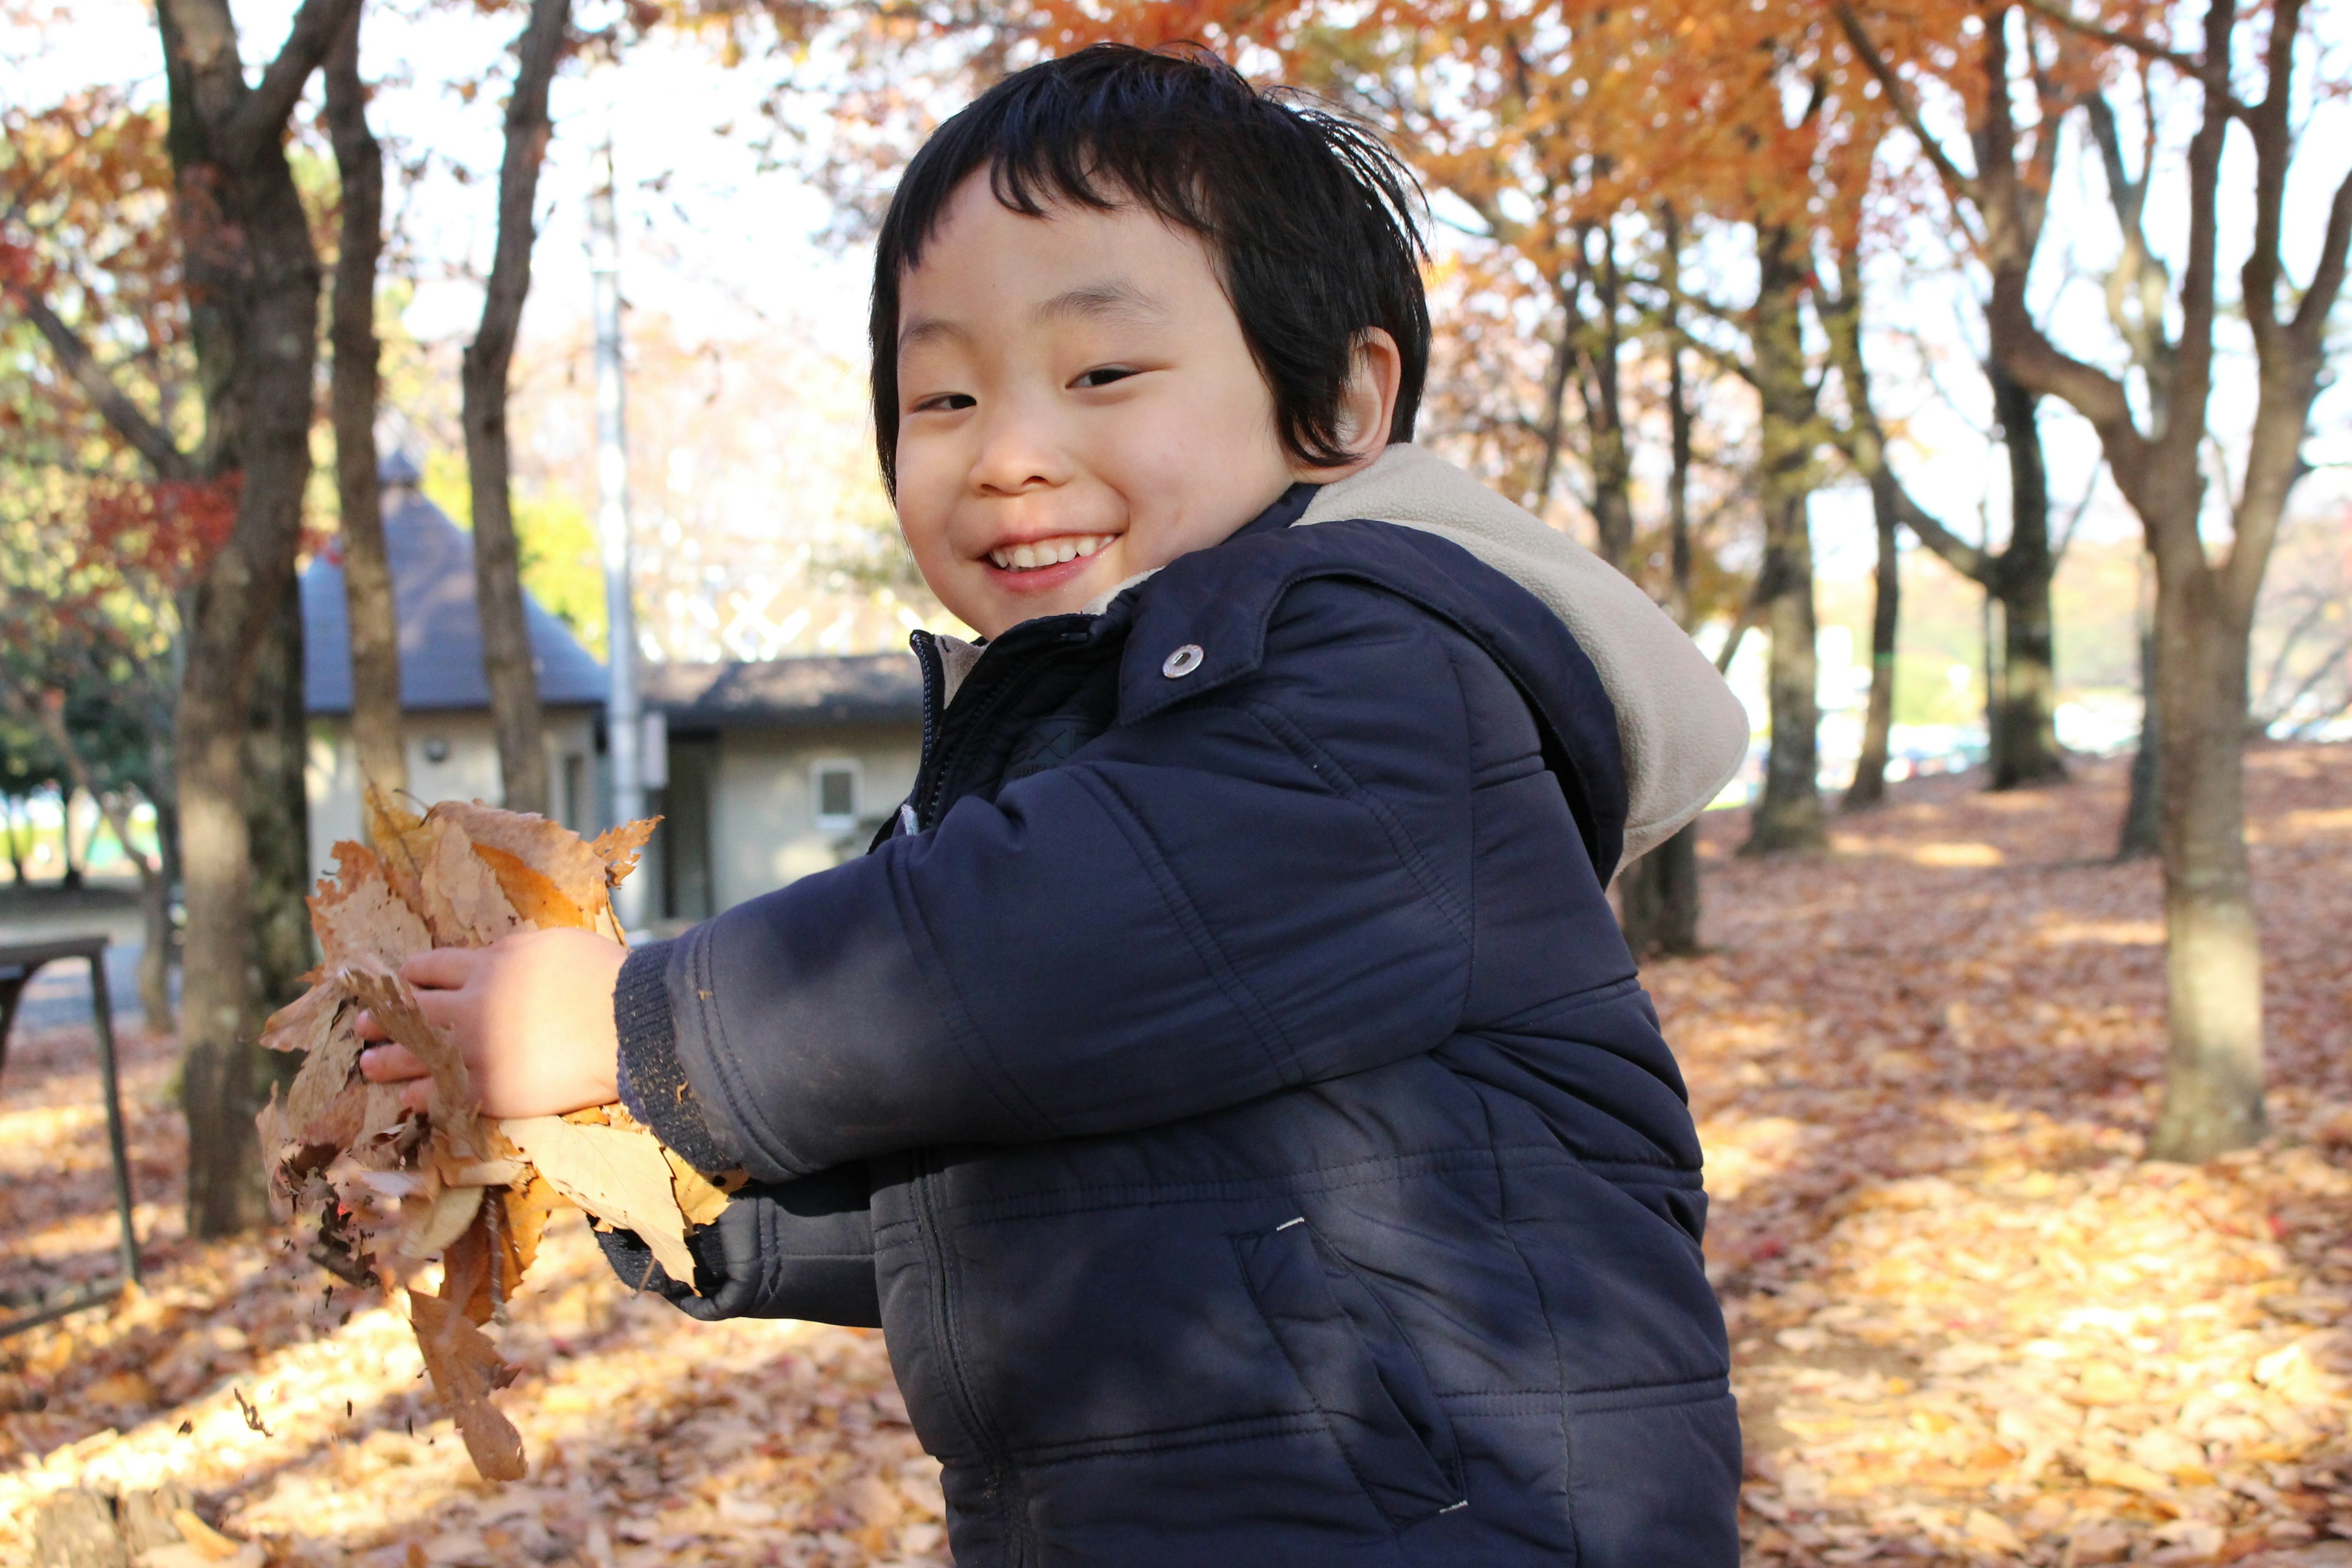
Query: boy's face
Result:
<box><xmin>892</xmin><ymin>173</ymin><xmax>1393</xmax><ymax>639</ymax></box>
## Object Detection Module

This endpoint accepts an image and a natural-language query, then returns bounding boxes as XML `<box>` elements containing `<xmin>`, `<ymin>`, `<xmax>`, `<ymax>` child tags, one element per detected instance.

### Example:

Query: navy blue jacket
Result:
<box><xmin>601</xmin><ymin>488</ymin><xmax>1740</xmax><ymax>1566</ymax></box>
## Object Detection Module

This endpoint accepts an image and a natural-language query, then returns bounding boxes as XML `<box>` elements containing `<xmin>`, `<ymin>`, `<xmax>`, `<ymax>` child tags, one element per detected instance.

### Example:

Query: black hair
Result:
<box><xmin>869</xmin><ymin>43</ymin><xmax>1430</xmax><ymax>496</ymax></box>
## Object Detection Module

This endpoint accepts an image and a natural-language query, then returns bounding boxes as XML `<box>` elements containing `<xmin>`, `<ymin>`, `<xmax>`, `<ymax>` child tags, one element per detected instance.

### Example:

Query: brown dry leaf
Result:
<box><xmin>437</xmin><ymin>802</ymin><xmax>619</xmax><ymax>922</ymax></box>
<box><xmin>441</xmin><ymin>1205</ymin><xmax>505</xmax><ymax>1325</ymax></box>
<box><xmin>278</xmin><ymin>1010</ymin><xmax>364</xmax><ymax>1145</ymax></box>
<box><xmin>469</xmin><ymin>842</ymin><xmax>592</xmax><ymax>930</ymax></box>
<box><xmin>407</xmin><ymin>1290</ymin><xmax>526</xmax><ymax>1481</ymax></box>
<box><xmin>663</xmin><ymin>1145</ymin><xmax>744</xmax><ymax>1229</ymax></box>
<box><xmin>307</xmin><ymin>841</ymin><xmax>431</xmax><ymax>970</ymax></box>
<box><xmin>499</xmin><ymin>1115</ymin><xmax>697</xmax><ymax>1284</ymax></box>
<box><xmin>590</xmin><ymin>818</ymin><xmax>659</xmax><ymax>888</ymax></box>
<box><xmin>501</xmin><ymin>1174</ymin><xmax>562</xmax><ymax>1278</ymax></box>
<box><xmin>420</xmin><ymin>818</ymin><xmax>523</xmax><ymax>948</ymax></box>
<box><xmin>342</xmin><ymin>967</ymin><xmax>483</xmax><ymax>1159</ymax></box>
<box><xmin>257</xmin><ymin>981</ymin><xmax>342</xmax><ymax>1057</ymax></box>
<box><xmin>391</xmin><ymin>1183</ymin><xmax>483</xmax><ymax>1268</ymax></box>
<box><xmin>362</xmin><ymin>786</ymin><xmax>431</xmax><ymax>903</ymax></box>
<box><xmin>353</xmin><ymin>1081</ymin><xmax>410</xmax><ymax>1148</ymax></box>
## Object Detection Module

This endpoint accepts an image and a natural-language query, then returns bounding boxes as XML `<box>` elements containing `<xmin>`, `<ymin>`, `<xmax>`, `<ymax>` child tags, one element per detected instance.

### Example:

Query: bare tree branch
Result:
<box><xmin>223</xmin><ymin>0</ymin><xmax>365</xmax><ymax>162</ymax></box>
<box><xmin>2290</xmin><ymin>164</ymin><xmax>2352</xmax><ymax>341</ymax></box>
<box><xmin>1886</xmin><ymin>471</ymin><xmax>1992</xmax><ymax>583</ymax></box>
<box><xmin>1833</xmin><ymin>3</ymin><xmax>1986</xmax><ymax>228</ymax></box>
<box><xmin>0</xmin><ymin>280</ymin><xmax>196</xmax><ymax>480</ymax></box>
<box><xmin>2015</xmin><ymin>0</ymin><xmax>2240</xmax><ymax>106</ymax></box>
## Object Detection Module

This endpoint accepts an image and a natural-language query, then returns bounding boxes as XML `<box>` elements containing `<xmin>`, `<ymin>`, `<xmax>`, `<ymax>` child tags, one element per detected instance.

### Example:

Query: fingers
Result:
<box><xmin>358</xmin><ymin>1042</ymin><xmax>428</xmax><ymax>1084</ymax></box>
<box><xmin>355</xmin><ymin>988</ymin><xmax>460</xmax><ymax>1047</ymax></box>
<box><xmin>401</xmin><ymin>947</ymin><xmax>483</xmax><ymax>989</ymax></box>
<box><xmin>399</xmin><ymin>1079</ymin><xmax>432</xmax><ymax>1115</ymax></box>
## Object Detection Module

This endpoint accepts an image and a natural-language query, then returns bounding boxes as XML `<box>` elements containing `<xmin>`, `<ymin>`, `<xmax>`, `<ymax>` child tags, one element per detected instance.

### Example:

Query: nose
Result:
<box><xmin>970</xmin><ymin>391</ymin><xmax>1072</xmax><ymax>497</ymax></box>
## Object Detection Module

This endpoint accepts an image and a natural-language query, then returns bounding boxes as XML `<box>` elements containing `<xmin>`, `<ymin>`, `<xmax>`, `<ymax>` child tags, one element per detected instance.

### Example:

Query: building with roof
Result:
<box><xmin>638</xmin><ymin>654</ymin><xmax>921</xmax><ymax>919</ymax></box>
<box><xmin>301</xmin><ymin>462</ymin><xmax>924</xmax><ymax>926</ymax></box>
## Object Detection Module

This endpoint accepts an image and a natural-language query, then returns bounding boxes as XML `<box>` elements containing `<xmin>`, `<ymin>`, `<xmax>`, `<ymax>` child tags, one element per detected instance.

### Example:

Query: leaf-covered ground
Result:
<box><xmin>4</xmin><ymin>745</ymin><xmax>2349</xmax><ymax>1566</ymax></box>
<box><xmin>1683</xmin><ymin>745</ymin><xmax>2352</xmax><ymax>1567</ymax></box>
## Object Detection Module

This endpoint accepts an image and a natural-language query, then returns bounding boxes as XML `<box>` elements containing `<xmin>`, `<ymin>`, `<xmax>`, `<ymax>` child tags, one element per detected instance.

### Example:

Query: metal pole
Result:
<box><xmin>591</xmin><ymin>131</ymin><xmax>646</xmax><ymax>930</ymax></box>
<box><xmin>86</xmin><ymin>946</ymin><xmax>140</xmax><ymax>1287</ymax></box>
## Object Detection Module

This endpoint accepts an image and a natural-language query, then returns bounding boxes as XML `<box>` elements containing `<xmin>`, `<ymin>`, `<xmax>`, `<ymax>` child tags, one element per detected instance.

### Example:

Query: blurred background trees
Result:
<box><xmin>0</xmin><ymin>0</ymin><xmax>2345</xmax><ymax>1233</ymax></box>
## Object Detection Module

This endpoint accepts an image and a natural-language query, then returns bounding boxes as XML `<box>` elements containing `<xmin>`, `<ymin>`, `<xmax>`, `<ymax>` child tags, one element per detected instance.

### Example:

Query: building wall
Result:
<box><xmin>705</xmin><ymin>723</ymin><xmax>922</xmax><ymax>913</ymax></box>
<box><xmin>304</xmin><ymin>711</ymin><xmax>599</xmax><ymax>880</ymax></box>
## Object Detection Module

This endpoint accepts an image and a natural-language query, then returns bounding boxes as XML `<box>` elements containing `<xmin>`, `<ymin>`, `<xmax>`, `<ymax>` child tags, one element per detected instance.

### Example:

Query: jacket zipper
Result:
<box><xmin>902</xmin><ymin>622</ymin><xmax>1105</xmax><ymax>1564</ymax></box>
<box><xmin>911</xmin><ymin>618</ymin><xmax>1091</xmax><ymax>832</ymax></box>
<box><xmin>911</xmin><ymin>1149</ymin><xmax>1028</xmax><ymax>1560</ymax></box>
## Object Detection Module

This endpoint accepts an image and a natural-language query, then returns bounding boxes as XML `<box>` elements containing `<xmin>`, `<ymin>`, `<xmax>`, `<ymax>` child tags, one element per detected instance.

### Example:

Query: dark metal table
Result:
<box><xmin>0</xmin><ymin>933</ymin><xmax>141</xmax><ymax>1336</ymax></box>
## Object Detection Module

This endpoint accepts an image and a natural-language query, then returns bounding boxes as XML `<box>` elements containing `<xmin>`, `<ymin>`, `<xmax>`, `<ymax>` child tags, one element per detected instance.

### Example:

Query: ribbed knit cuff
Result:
<box><xmin>612</xmin><ymin>938</ymin><xmax>736</xmax><ymax>1175</ymax></box>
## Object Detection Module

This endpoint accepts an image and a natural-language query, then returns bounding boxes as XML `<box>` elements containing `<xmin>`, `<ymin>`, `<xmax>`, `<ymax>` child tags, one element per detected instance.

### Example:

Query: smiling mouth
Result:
<box><xmin>987</xmin><ymin>534</ymin><xmax>1115</xmax><ymax>572</ymax></box>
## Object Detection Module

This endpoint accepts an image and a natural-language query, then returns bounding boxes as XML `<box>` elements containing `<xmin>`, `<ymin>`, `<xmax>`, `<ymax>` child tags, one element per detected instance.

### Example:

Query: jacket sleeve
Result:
<box><xmin>590</xmin><ymin>1160</ymin><xmax>880</xmax><ymax>1326</ymax></box>
<box><xmin>620</xmin><ymin>581</ymin><xmax>1488</xmax><ymax>1183</ymax></box>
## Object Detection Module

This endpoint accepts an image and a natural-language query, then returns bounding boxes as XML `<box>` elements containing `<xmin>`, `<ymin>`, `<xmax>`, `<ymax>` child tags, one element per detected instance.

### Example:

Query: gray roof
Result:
<box><xmin>644</xmin><ymin>654</ymin><xmax>922</xmax><ymax>729</ymax></box>
<box><xmin>303</xmin><ymin>487</ymin><xmax>608</xmax><ymax>714</ymax></box>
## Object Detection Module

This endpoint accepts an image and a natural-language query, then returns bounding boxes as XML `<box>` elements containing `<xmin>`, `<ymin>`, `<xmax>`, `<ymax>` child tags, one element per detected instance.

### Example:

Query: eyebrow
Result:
<box><xmin>896</xmin><ymin>280</ymin><xmax>1166</xmax><ymax>354</ymax></box>
<box><xmin>897</xmin><ymin>314</ymin><xmax>968</xmax><ymax>353</ymax></box>
<box><xmin>1034</xmin><ymin>280</ymin><xmax>1166</xmax><ymax>326</ymax></box>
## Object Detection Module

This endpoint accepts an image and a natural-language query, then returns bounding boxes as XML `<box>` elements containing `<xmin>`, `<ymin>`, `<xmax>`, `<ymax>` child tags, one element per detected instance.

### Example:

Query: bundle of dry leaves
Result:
<box><xmin>255</xmin><ymin>795</ymin><xmax>730</xmax><ymax>1482</ymax></box>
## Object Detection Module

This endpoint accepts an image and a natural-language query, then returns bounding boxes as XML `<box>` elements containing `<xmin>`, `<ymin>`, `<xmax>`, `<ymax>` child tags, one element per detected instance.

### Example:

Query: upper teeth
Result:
<box><xmin>989</xmin><ymin>535</ymin><xmax>1112</xmax><ymax>571</ymax></box>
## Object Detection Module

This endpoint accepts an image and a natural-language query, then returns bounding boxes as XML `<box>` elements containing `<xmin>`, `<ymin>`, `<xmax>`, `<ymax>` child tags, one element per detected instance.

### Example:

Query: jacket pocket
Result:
<box><xmin>1233</xmin><ymin>1218</ymin><xmax>1465</xmax><ymax>1526</ymax></box>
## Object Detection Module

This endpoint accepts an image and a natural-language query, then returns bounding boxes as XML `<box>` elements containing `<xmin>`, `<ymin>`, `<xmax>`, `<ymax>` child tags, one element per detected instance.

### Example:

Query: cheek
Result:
<box><xmin>890</xmin><ymin>450</ymin><xmax>957</xmax><ymax>565</ymax></box>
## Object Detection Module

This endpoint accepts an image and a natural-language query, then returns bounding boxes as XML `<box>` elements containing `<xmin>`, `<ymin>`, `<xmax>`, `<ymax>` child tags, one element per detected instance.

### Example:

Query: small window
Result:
<box><xmin>812</xmin><ymin>761</ymin><xmax>859</xmax><ymax>832</ymax></box>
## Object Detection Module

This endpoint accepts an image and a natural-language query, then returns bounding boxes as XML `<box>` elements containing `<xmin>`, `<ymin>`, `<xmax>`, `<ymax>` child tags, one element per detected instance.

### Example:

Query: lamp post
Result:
<box><xmin>590</xmin><ymin>130</ymin><xmax>647</xmax><ymax>930</ymax></box>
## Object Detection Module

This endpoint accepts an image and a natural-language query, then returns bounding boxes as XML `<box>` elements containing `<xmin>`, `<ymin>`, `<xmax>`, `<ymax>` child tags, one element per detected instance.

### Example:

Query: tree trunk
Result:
<box><xmin>2119</xmin><ymin>622</ymin><xmax>2162</xmax><ymax>859</ymax></box>
<box><xmin>1743</xmin><ymin>233</ymin><xmax>1825</xmax><ymax>854</ymax></box>
<box><xmin>458</xmin><ymin>0</ymin><xmax>569</xmax><ymax>817</ymax></box>
<box><xmin>1845</xmin><ymin>470</ymin><xmax>1902</xmax><ymax>812</ymax></box>
<box><xmin>1746</xmin><ymin>494</ymin><xmax>1824</xmax><ymax>854</ymax></box>
<box><xmin>2144</xmin><ymin>583</ymin><xmax>2264</xmax><ymax>1160</ymax></box>
<box><xmin>1621</xmin><ymin>821</ymin><xmax>1702</xmax><ymax>959</ymax></box>
<box><xmin>1579</xmin><ymin>223</ymin><xmax>1635</xmax><ymax>571</ymax></box>
<box><xmin>159</xmin><ymin>0</ymin><xmax>351</xmax><ymax>1238</ymax></box>
<box><xmin>137</xmin><ymin>839</ymin><xmax>175</xmax><ymax>1032</ymax></box>
<box><xmin>326</xmin><ymin>8</ymin><xmax>405</xmax><ymax>801</ymax></box>
<box><xmin>1618</xmin><ymin>313</ymin><xmax>1705</xmax><ymax>958</ymax></box>
<box><xmin>1988</xmin><ymin>363</ymin><xmax>2067</xmax><ymax>789</ymax></box>
<box><xmin>61</xmin><ymin>792</ymin><xmax>86</xmax><ymax>889</ymax></box>
<box><xmin>246</xmin><ymin>570</ymin><xmax>314</xmax><ymax>1012</ymax></box>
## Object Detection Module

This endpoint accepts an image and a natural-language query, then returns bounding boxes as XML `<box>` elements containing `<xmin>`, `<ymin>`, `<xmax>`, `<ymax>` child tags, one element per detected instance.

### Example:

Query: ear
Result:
<box><xmin>1292</xmin><ymin>328</ymin><xmax>1403</xmax><ymax>482</ymax></box>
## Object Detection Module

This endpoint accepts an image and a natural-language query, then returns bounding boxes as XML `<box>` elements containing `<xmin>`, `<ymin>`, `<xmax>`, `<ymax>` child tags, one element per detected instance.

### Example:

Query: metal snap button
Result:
<box><xmin>1161</xmin><ymin>643</ymin><xmax>1204</xmax><ymax>679</ymax></box>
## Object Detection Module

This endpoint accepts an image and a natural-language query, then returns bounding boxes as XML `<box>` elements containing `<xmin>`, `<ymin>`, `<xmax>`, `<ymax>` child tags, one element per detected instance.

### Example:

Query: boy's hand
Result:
<box><xmin>355</xmin><ymin>928</ymin><xmax>628</xmax><ymax>1120</ymax></box>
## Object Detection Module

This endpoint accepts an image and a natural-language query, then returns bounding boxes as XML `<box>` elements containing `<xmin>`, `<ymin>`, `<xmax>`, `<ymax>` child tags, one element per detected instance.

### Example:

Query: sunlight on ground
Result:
<box><xmin>4</xmin><ymin>745</ymin><xmax>2350</xmax><ymax>1566</ymax></box>
<box><xmin>2</xmin><ymin>1212</ymin><xmax>942</xmax><ymax>1566</ymax></box>
<box><xmin>1672</xmin><ymin>748</ymin><xmax>2352</xmax><ymax>1566</ymax></box>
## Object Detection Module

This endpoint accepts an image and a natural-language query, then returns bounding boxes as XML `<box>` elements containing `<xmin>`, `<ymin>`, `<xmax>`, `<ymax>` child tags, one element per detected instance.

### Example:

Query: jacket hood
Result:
<box><xmin>1297</xmin><ymin>444</ymin><xmax>1749</xmax><ymax>867</ymax></box>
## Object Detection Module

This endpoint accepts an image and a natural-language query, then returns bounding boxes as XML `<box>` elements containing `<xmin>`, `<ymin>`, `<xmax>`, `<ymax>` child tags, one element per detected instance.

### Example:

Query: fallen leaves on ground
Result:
<box><xmin>1</xmin><ymin>1070</ymin><xmax>939</xmax><ymax>1566</ymax></box>
<box><xmin>3</xmin><ymin>745</ymin><xmax>2348</xmax><ymax>1564</ymax></box>
<box><xmin>1679</xmin><ymin>745</ymin><xmax>2352</xmax><ymax>1566</ymax></box>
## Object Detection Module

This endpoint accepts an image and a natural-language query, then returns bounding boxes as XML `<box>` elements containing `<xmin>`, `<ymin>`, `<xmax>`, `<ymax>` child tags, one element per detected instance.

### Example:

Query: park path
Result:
<box><xmin>3</xmin><ymin>748</ymin><xmax>2350</xmax><ymax>1567</ymax></box>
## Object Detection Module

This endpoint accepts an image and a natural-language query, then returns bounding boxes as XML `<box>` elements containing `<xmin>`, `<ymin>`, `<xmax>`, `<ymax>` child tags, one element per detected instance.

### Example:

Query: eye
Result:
<box><xmin>911</xmin><ymin>392</ymin><xmax>976</xmax><ymax>413</ymax></box>
<box><xmin>1072</xmin><ymin>366</ymin><xmax>1139</xmax><ymax>389</ymax></box>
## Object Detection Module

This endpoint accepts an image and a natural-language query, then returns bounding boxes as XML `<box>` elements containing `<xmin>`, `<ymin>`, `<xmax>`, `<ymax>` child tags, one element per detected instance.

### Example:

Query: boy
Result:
<box><xmin>362</xmin><ymin>44</ymin><xmax>1751</xmax><ymax>1566</ymax></box>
